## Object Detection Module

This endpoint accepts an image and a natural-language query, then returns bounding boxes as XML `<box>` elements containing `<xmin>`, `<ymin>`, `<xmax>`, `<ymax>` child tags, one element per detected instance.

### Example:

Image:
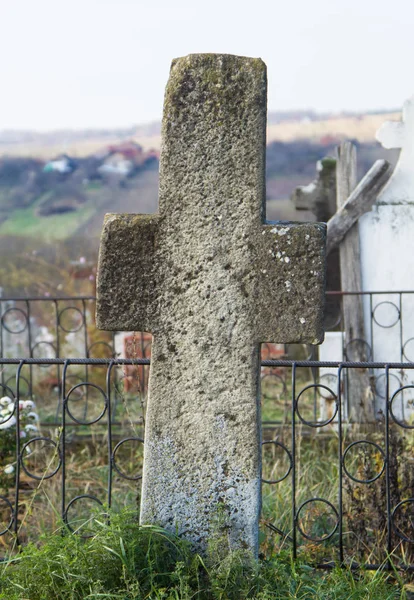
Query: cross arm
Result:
<box><xmin>290</xmin><ymin>157</ymin><xmax>336</xmax><ymax>220</ymax></box>
<box><xmin>96</xmin><ymin>213</ymin><xmax>160</xmax><ymax>332</ymax></box>
<box><xmin>376</xmin><ymin>121</ymin><xmax>405</xmax><ymax>149</ymax></box>
<box><xmin>255</xmin><ymin>222</ymin><xmax>326</xmax><ymax>344</ymax></box>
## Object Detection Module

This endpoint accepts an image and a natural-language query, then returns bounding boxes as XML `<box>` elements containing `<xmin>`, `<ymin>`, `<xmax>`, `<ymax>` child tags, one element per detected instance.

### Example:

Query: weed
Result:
<box><xmin>0</xmin><ymin>509</ymin><xmax>403</xmax><ymax>600</ymax></box>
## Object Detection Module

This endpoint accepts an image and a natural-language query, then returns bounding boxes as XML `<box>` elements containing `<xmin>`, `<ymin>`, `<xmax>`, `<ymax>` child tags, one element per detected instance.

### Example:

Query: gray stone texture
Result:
<box><xmin>96</xmin><ymin>54</ymin><xmax>326</xmax><ymax>554</ymax></box>
<box><xmin>291</xmin><ymin>156</ymin><xmax>337</xmax><ymax>222</ymax></box>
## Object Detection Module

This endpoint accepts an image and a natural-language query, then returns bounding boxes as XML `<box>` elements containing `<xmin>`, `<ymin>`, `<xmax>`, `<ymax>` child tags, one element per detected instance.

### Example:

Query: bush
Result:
<box><xmin>0</xmin><ymin>508</ymin><xmax>403</xmax><ymax>599</ymax></box>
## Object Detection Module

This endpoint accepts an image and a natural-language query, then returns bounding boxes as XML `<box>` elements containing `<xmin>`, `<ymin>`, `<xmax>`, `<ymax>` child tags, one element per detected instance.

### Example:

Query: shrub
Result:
<box><xmin>0</xmin><ymin>508</ymin><xmax>403</xmax><ymax>600</ymax></box>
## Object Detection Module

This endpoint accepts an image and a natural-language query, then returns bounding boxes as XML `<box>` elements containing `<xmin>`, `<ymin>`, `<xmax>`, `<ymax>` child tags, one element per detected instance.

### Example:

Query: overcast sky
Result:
<box><xmin>0</xmin><ymin>0</ymin><xmax>412</xmax><ymax>130</ymax></box>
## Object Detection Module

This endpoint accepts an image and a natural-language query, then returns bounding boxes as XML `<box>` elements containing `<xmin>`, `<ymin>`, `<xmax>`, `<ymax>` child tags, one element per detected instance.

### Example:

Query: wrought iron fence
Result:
<box><xmin>0</xmin><ymin>357</ymin><xmax>412</xmax><ymax>569</ymax></box>
<box><xmin>0</xmin><ymin>296</ymin><xmax>150</xmax><ymax>426</ymax></box>
<box><xmin>323</xmin><ymin>290</ymin><xmax>414</xmax><ymax>363</ymax></box>
<box><xmin>2</xmin><ymin>291</ymin><xmax>413</xmax><ymax>361</ymax></box>
<box><xmin>2</xmin><ymin>291</ymin><xmax>414</xmax><ymax>425</ymax></box>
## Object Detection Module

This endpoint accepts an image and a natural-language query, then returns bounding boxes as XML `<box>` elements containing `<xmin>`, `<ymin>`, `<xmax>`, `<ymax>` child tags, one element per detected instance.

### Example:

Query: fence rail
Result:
<box><xmin>2</xmin><ymin>290</ymin><xmax>414</xmax><ymax>359</ymax></box>
<box><xmin>0</xmin><ymin>357</ymin><xmax>412</xmax><ymax>569</ymax></box>
<box><xmin>2</xmin><ymin>290</ymin><xmax>414</xmax><ymax>419</ymax></box>
<box><xmin>0</xmin><ymin>293</ymin><xmax>413</xmax><ymax>568</ymax></box>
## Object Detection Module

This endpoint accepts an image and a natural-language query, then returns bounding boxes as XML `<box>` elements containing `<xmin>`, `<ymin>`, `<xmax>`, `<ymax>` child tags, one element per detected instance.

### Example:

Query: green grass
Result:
<box><xmin>0</xmin><ymin>194</ymin><xmax>96</xmax><ymax>240</ymax></box>
<box><xmin>0</xmin><ymin>363</ymin><xmax>412</xmax><ymax>597</ymax></box>
<box><xmin>0</xmin><ymin>509</ymin><xmax>404</xmax><ymax>600</ymax></box>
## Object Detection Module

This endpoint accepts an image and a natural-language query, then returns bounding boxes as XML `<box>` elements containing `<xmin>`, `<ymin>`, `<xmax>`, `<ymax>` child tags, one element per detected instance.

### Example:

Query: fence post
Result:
<box><xmin>337</xmin><ymin>142</ymin><xmax>375</xmax><ymax>423</ymax></box>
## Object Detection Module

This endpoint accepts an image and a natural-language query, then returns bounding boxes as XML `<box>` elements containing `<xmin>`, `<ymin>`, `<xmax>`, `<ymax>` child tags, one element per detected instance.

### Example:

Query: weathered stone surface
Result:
<box><xmin>290</xmin><ymin>156</ymin><xmax>342</xmax><ymax>303</ymax></box>
<box><xmin>97</xmin><ymin>214</ymin><xmax>159</xmax><ymax>332</ymax></box>
<box><xmin>291</xmin><ymin>156</ymin><xmax>337</xmax><ymax>222</ymax></box>
<box><xmin>96</xmin><ymin>54</ymin><xmax>326</xmax><ymax>554</ymax></box>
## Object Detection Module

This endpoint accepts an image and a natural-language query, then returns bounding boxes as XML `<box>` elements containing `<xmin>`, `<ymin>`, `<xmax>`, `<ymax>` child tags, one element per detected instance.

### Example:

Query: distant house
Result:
<box><xmin>95</xmin><ymin>140</ymin><xmax>160</xmax><ymax>177</ymax></box>
<box><xmin>98</xmin><ymin>152</ymin><xmax>133</xmax><ymax>176</ymax></box>
<box><xmin>107</xmin><ymin>141</ymin><xmax>144</xmax><ymax>161</ymax></box>
<box><xmin>43</xmin><ymin>154</ymin><xmax>76</xmax><ymax>174</ymax></box>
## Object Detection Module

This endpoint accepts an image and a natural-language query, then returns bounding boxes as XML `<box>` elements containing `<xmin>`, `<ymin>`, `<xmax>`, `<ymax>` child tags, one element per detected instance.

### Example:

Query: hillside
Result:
<box><xmin>0</xmin><ymin>112</ymin><xmax>401</xmax><ymax>297</ymax></box>
<box><xmin>0</xmin><ymin>138</ymin><xmax>398</xmax><ymax>242</ymax></box>
<box><xmin>0</xmin><ymin>143</ymin><xmax>159</xmax><ymax>241</ymax></box>
<box><xmin>0</xmin><ymin>110</ymin><xmax>399</xmax><ymax>159</ymax></box>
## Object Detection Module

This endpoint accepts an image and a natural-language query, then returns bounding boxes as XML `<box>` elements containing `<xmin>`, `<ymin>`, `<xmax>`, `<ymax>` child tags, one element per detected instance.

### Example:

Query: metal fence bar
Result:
<box><xmin>338</xmin><ymin>365</ymin><xmax>344</xmax><ymax>564</ymax></box>
<box><xmin>0</xmin><ymin>357</ymin><xmax>411</xmax><ymax>569</ymax></box>
<box><xmin>0</xmin><ymin>291</ymin><xmax>413</xmax><ymax>569</ymax></box>
<box><xmin>385</xmin><ymin>365</ymin><xmax>392</xmax><ymax>562</ymax></box>
<box><xmin>291</xmin><ymin>363</ymin><xmax>297</xmax><ymax>559</ymax></box>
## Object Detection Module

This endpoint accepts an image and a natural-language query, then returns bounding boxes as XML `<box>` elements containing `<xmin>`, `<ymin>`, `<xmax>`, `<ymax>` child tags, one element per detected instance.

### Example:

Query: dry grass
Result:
<box><xmin>266</xmin><ymin>112</ymin><xmax>401</xmax><ymax>145</ymax></box>
<box><xmin>0</xmin><ymin>358</ymin><xmax>412</xmax><ymax>575</ymax></box>
<box><xmin>0</xmin><ymin>113</ymin><xmax>400</xmax><ymax>159</ymax></box>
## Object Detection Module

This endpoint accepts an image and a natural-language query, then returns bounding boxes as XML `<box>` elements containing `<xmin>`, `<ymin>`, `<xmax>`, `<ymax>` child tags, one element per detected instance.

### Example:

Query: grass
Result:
<box><xmin>0</xmin><ymin>361</ymin><xmax>413</xmax><ymax>597</ymax></box>
<box><xmin>1</xmin><ymin>363</ymin><xmax>412</xmax><ymax>565</ymax></box>
<box><xmin>0</xmin><ymin>194</ymin><xmax>96</xmax><ymax>240</ymax></box>
<box><xmin>0</xmin><ymin>111</ymin><xmax>400</xmax><ymax>160</ymax></box>
<box><xmin>0</xmin><ymin>508</ymin><xmax>405</xmax><ymax>599</ymax></box>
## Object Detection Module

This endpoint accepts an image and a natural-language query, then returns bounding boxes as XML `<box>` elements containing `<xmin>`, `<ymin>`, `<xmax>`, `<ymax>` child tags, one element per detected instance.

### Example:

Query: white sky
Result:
<box><xmin>0</xmin><ymin>0</ymin><xmax>412</xmax><ymax>130</ymax></box>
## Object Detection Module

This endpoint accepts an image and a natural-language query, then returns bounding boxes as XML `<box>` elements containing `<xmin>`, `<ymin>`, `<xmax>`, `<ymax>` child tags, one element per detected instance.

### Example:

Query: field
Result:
<box><xmin>0</xmin><ymin>112</ymin><xmax>400</xmax><ymax>159</ymax></box>
<box><xmin>0</xmin><ymin>108</ymin><xmax>401</xmax><ymax>251</ymax></box>
<box><xmin>0</xmin><ymin>168</ymin><xmax>159</xmax><ymax>244</ymax></box>
<box><xmin>0</xmin><ymin>194</ymin><xmax>97</xmax><ymax>240</ymax></box>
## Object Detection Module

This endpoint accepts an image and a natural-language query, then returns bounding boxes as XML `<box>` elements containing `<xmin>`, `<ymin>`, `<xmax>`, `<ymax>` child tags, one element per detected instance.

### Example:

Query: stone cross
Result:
<box><xmin>96</xmin><ymin>54</ymin><xmax>326</xmax><ymax>555</ymax></box>
<box><xmin>291</xmin><ymin>156</ymin><xmax>337</xmax><ymax>222</ymax></box>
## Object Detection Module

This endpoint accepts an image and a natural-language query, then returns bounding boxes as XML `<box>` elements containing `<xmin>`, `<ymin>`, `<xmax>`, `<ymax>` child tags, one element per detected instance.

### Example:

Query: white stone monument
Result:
<box><xmin>359</xmin><ymin>97</ymin><xmax>414</xmax><ymax>419</ymax></box>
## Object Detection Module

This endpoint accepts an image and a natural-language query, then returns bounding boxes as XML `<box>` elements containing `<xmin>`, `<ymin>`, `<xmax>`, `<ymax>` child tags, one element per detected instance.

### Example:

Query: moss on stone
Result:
<box><xmin>163</xmin><ymin>54</ymin><xmax>266</xmax><ymax>127</ymax></box>
<box><xmin>320</xmin><ymin>157</ymin><xmax>337</xmax><ymax>170</ymax></box>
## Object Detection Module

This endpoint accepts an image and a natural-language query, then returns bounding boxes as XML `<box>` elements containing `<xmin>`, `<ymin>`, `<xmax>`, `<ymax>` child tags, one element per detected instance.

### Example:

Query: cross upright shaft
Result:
<box><xmin>96</xmin><ymin>54</ymin><xmax>326</xmax><ymax>554</ymax></box>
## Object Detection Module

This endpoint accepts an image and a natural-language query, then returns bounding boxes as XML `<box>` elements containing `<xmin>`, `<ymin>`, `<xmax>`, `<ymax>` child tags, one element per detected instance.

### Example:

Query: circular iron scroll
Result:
<box><xmin>372</xmin><ymin>301</ymin><xmax>400</xmax><ymax>329</ymax></box>
<box><xmin>323</xmin><ymin>303</ymin><xmax>342</xmax><ymax>331</ymax></box>
<box><xmin>403</xmin><ymin>338</ymin><xmax>414</xmax><ymax>363</ymax></box>
<box><xmin>20</xmin><ymin>437</ymin><xmax>62</xmax><ymax>480</ymax></box>
<box><xmin>345</xmin><ymin>338</ymin><xmax>372</xmax><ymax>362</ymax></box>
<box><xmin>375</xmin><ymin>373</ymin><xmax>401</xmax><ymax>400</ymax></box>
<box><xmin>87</xmin><ymin>341</ymin><xmax>115</xmax><ymax>359</ymax></box>
<box><xmin>261</xmin><ymin>441</ymin><xmax>292</xmax><ymax>484</ymax></box>
<box><xmin>5</xmin><ymin>375</ymin><xmax>31</xmax><ymax>398</ymax></box>
<box><xmin>389</xmin><ymin>385</ymin><xmax>414</xmax><ymax>429</ymax></box>
<box><xmin>64</xmin><ymin>494</ymin><xmax>104</xmax><ymax>537</ymax></box>
<box><xmin>112</xmin><ymin>437</ymin><xmax>144</xmax><ymax>480</ymax></box>
<box><xmin>317</xmin><ymin>373</ymin><xmax>338</xmax><ymax>399</ymax></box>
<box><xmin>296</xmin><ymin>498</ymin><xmax>339</xmax><ymax>542</ymax></box>
<box><xmin>65</xmin><ymin>383</ymin><xmax>108</xmax><ymax>426</ymax></box>
<box><xmin>31</xmin><ymin>341</ymin><xmax>57</xmax><ymax>366</ymax></box>
<box><xmin>0</xmin><ymin>496</ymin><xmax>14</xmax><ymax>536</ymax></box>
<box><xmin>261</xmin><ymin>372</ymin><xmax>286</xmax><ymax>401</ymax></box>
<box><xmin>296</xmin><ymin>384</ymin><xmax>338</xmax><ymax>427</ymax></box>
<box><xmin>1</xmin><ymin>307</ymin><xmax>28</xmax><ymax>334</ymax></box>
<box><xmin>391</xmin><ymin>498</ymin><xmax>414</xmax><ymax>543</ymax></box>
<box><xmin>342</xmin><ymin>440</ymin><xmax>386</xmax><ymax>484</ymax></box>
<box><xmin>58</xmin><ymin>307</ymin><xmax>85</xmax><ymax>333</ymax></box>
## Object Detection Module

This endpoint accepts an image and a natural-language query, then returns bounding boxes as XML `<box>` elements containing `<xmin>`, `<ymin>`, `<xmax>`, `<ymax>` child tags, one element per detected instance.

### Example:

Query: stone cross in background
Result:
<box><xmin>291</xmin><ymin>156</ymin><xmax>341</xmax><ymax>296</ymax></box>
<box><xmin>291</xmin><ymin>157</ymin><xmax>337</xmax><ymax>223</ymax></box>
<box><xmin>96</xmin><ymin>54</ymin><xmax>326</xmax><ymax>554</ymax></box>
